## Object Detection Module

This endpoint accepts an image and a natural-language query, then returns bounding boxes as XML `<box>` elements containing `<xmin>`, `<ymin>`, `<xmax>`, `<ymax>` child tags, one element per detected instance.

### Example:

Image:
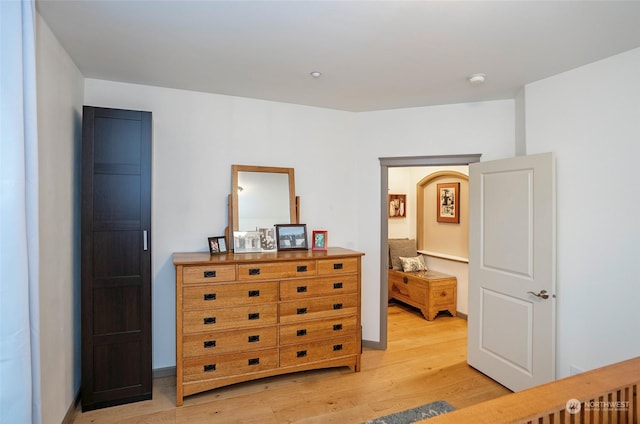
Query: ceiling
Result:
<box><xmin>37</xmin><ymin>0</ymin><xmax>640</xmax><ymax>112</ymax></box>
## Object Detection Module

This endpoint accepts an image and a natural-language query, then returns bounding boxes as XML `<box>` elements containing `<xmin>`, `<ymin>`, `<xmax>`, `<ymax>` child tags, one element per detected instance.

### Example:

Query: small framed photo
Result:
<box><xmin>258</xmin><ymin>227</ymin><xmax>277</xmax><ymax>252</ymax></box>
<box><xmin>388</xmin><ymin>194</ymin><xmax>406</xmax><ymax>218</ymax></box>
<box><xmin>312</xmin><ymin>230</ymin><xmax>328</xmax><ymax>251</ymax></box>
<box><xmin>275</xmin><ymin>224</ymin><xmax>308</xmax><ymax>251</ymax></box>
<box><xmin>233</xmin><ymin>231</ymin><xmax>261</xmax><ymax>253</ymax></box>
<box><xmin>208</xmin><ymin>236</ymin><xmax>228</xmax><ymax>255</ymax></box>
<box><xmin>437</xmin><ymin>182</ymin><xmax>460</xmax><ymax>223</ymax></box>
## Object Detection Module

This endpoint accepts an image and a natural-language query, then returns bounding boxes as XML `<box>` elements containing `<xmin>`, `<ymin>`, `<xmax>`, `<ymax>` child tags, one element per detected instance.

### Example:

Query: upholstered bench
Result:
<box><xmin>388</xmin><ymin>239</ymin><xmax>457</xmax><ymax>320</ymax></box>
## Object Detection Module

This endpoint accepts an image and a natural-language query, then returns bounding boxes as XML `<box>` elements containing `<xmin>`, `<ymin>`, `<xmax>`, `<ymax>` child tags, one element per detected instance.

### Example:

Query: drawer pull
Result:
<box><xmin>403</xmin><ymin>276</ymin><xmax>409</xmax><ymax>284</ymax></box>
<box><xmin>248</xmin><ymin>312</ymin><xmax>260</xmax><ymax>320</ymax></box>
<box><xmin>248</xmin><ymin>290</ymin><xmax>260</xmax><ymax>297</ymax></box>
<box><xmin>333</xmin><ymin>263</ymin><xmax>343</xmax><ymax>270</ymax></box>
<box><xmin>203</xmin><ymin>340</ymin><xmax>216</xmax><ymax>348</ymax></box>
<box><xmin>203</xmin><ymin>293</ymin><xmax>216</xmax><ymax>301</ymax></box>
<box><xmin>248</xmin><ymin>358</ymin><xmax>260</xmax><ymax>366</ymax></box>
<box><xmin>333</xmin><ymin>303</ymin><xmax>343</xmax><ymax>310</ymax></box>
<box><xmin>296</xmin><ymin>350</ymin><xmax>307</xmax><ymax>358</ymax></box>
<box><xmin>296</xmin><ymin>286</ymin><xmax>308</xmax><ymax>293</ymax></box>
<box><xmin>248</xmin><ymin>335</ymin><xmax>260</xmax><ymax>343</ymax></box>
<box><xmin>297</xmin><ymin>265</ymin><xmax>308</xmax><ymax>272</ymax></box>
<box><xmin>248</xmin><ymin>268</ymin><xmax>261</xmax><ymax>276</ymax></box>
<box><xmin>203</xmin><ymin>270</ymin><xmax>217</xmax><ymax>278</ymax></box>
<box><xmin>296</xmin><ymin>307</ymin><xmax>307</xmax><ymax>315</ymax></box>
<box><xmin>333</xmin><ymin>282</ymin><xmax>343</xmax><ymax>289</ymax></box>
<box><xmin>204</xmin><ymin>364</ymin><xmax>216</xmax><ymax>372</ymax></box>
<box><xmin>333</xmin><ymin>344</ymin><xmax>343</xmax><ymax>351</ymax></box>
<box><xmin>296</xmin><ymin>329</ymin><xmax>307</xmax><ymax>337</ymax></box>
<box><xmin>333</xmin><ymin>324</ymin><xmax>343</xmax><ymax>331</ymax></box>
<box><xmin>203</xmin><ymin>317</ymin><xmax>216</xmax><ymax>325</ymax></box>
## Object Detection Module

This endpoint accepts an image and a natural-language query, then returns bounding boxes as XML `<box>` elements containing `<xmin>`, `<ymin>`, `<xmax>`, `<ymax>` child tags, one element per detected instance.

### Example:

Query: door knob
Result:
<box><xmin>527</xmin><ymin>290</ymin><xmax>549</xmax><ymax>300</ymax></box>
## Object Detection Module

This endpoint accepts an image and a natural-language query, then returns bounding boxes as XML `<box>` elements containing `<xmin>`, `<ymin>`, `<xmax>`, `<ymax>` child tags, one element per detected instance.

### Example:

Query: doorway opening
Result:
<box><xmin>376</xmin><ymin>154</ymin><xmax>481</xmax><ymax>349</ymax></box>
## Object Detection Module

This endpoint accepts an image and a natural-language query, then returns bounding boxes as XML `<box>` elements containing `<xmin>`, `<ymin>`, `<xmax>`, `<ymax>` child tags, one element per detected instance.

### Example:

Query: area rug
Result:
<box><xmin>363</xmin><ymin>400</ymin><xmax>455</xmax><ymax>424</ymax></box>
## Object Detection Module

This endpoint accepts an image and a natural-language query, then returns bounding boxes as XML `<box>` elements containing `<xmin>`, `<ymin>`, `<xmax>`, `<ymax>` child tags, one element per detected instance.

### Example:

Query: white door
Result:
<box><xmin>468</xmin><ymin>152</ymin><xmax>556</xmax><ymax>392</ymax></box>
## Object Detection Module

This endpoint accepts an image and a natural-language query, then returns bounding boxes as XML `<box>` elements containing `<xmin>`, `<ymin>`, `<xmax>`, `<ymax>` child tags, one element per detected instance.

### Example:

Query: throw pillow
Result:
<box><xmin>399</xmin><ymin>255</ymin><xmax>427</xmax><ymax>272</ymax></box>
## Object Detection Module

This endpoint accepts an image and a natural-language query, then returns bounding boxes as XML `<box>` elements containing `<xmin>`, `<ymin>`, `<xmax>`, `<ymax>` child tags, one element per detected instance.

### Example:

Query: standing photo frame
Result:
<box><xmin>312</xmin><ymin>230</ymin><xmax>328</xmax><ymax>251</ymax></box>
<box><xmin>208</xmin><ymin>236</ymin><xmax>228</xmax><ymax>255</ymax></box>
<box><xmin>437</xmin><ymin>182</ymin><xmax>460</xmax><ymax>223</ymax></box>
<box><xmin>233</xmin><ymin>231</ymin><xmax>261</xmax><ymax>253</ymax></box>
<box><xmin>275</xmin><ymin>224</ymin><xmax>308</xmax><ymax>251</ymax></box>
<box><xmin>258</xmin><ymin>227</ymin><xmax>277</xmax><ymax>252</ymax></box>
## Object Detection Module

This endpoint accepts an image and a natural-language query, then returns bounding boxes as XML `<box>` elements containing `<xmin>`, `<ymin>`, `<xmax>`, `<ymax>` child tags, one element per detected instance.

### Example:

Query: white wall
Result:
<box><xmin>84</xmin><ymin>80</ymin><xmax>359</xmax><ymax>369</ymax></box>
<box><xmin>35</xmin><ymin>13</ymin><xmax>84</xmax><ymax>424</ymax></box>
<box><xmin>525</xmin><ymin>47</ymin><xmax>640</xmax><ymax>378</ymax></box>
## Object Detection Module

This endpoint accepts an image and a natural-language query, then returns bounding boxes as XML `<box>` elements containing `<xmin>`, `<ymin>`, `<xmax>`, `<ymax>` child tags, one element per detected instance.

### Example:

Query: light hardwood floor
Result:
<box><xmin>71</xmin><ymin>303</ymin><xmax>510</xmax><ymax>423</ymax></box>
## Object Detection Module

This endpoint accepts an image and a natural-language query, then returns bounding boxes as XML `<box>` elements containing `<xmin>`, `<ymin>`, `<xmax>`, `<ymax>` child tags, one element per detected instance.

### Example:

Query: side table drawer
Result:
<box><xmin>183</xmin><ymin>304</ymin><xmax>277</xmax><ymax>334</ymax></box>
<box><xmin>430</xmin><ymin>281</ymin><xmax>457</xmax><ymax>309</ymax></box>
<box><xmin>280</xmin><ymin>294</ymin><xmax>358</xmax><ymax>324</ymax></box>
<box><xmin>182</xmin><ymin>326</ymin><xmax>277</xmax><ymax>358</ymax></box>
<box><xmin>183</xmin><ymin>349</ymin><xmax>278</xmax><ymax>382</ymax></box>
<box><xmin>183</xmin><ymin>282</ymin><xmax>278</xmax><ymax>309</ymax></box>
<box><xmin>280</xmin><ymin>316</ymin><xmax>357</xmax><ymax>345</ymax></box>
<box><xmin>280</xmin><ymin>337</ymin><xmax>358</xmax><ymax>367</ymax></box>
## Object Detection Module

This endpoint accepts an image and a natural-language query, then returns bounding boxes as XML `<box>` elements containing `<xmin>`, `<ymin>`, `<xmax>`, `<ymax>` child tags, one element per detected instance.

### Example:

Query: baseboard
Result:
<box><xmin>61</xmin><ymin>389</ymin><xmax>80</xmax><ymax>424</ymax></box>
<box><xmin>456</xmin><ymin>311</ymin><xmax>468</xmax><ymax>320</ymax></box>
<box><xmin>153</xmin><ymin>366</ymin><xmax>176</xmax><ymax>378</ymax></box>
<box><xmin>362</xmin><ymin>339</ymin><xmax>385</xmax><ymax>350</ymax></box>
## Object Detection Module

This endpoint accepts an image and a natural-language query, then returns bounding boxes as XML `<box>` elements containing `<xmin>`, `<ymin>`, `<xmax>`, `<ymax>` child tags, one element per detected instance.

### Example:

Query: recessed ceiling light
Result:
<box><xmin>310</xmin><ymin>71</ymin><xmax>322</xmax><ymax>78</ymax></box>
<box><xmin>468</xmin><ymin>73</ymin><xmax>486</xmax><ymax>86</ymax></box>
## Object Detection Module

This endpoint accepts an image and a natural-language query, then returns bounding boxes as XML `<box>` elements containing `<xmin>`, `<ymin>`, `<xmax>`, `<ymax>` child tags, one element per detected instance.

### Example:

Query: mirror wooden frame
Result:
<box><xmin>230</xmin><ymin>164</ymin><xmax>298</xmax><ymax>233</ymax></box>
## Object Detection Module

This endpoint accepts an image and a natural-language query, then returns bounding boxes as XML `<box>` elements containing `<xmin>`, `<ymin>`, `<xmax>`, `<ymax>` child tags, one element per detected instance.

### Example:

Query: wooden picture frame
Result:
<box><xmin>275</xmin><ymin>224</ymin><xmax>308</xmax><ymax>251</ymax></box>
<box><xmin>208</xmin><ymin>236</ymin><xmax>228</xmax><ymax>255</ymax></box>
<box><xmin>312</xmin><ymin>230</ymin><xmax>328</xmax><ymax>251</ymax></box>
<box><xmin>388</xmin><ymin>194</ymin><xmax>406</xmax><ymax>218</ymax></box>
<box><xmin>258</xmin><ymin>227</ymin><xmax>277</xmax><ymax>252</ymax></box>
<box><xmin>233</xmin><ymin>231</ymin><xmax>261</xmax><ymax>253</ymax></box>
<box><xmin>437</xmin><ymin>182</ymin><xmax>460</xmax><ymax>223</ymax></box>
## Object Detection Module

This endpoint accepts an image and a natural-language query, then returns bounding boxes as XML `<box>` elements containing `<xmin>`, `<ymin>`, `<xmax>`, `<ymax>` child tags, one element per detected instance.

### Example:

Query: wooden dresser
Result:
<box><xmin>388</xmin><ymin>269</ymin><xmax>457</xmax><ymax>320</ymax></box>
<box><xmin>173</xmin><ymin>247</ymin><xmax>364</xmax><ymax>405</ymax></box>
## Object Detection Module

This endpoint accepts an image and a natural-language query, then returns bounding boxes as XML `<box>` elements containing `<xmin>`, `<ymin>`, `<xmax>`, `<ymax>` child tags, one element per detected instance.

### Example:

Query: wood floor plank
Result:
<box><xmin>70</xmin><ymin>303</ymin><xmax>510</xmax><ymax>423</ymax></box>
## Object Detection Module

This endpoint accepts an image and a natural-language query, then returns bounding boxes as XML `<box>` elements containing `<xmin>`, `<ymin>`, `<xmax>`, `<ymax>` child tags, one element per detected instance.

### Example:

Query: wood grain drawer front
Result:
<box><xmin>238</xmin><ymin>261</ymin><xmax>316</xmax><ymax>281</ymax></box>
<box><xmin>316</xmin><ymin>258</ymin><xmax>358</xmax><ymax>275</ymax></box>
<box><xmin>183</xmin><ymin>265</ymin><xmax>236</xmax><ymax>284</ymax></box>
<box><xmin>182</xmin><ymin>282</ymin><xmax>278</xmax><ymax>310</ymax></box>
<box><xmin>280</xmin><ymin>275</ymin><xmax>358</xmax><ymax>300</ymax></box>
<box><xmin>430</xmin><ymin>283</ymin><xmax>456</xmax><ymax>308</ymax></box>
<box><xmin>279</xmin><ymin>294</ymin><xmax>358</xmax><ymax>324</ymax></box>
<box><xmin>183</xmin><ymin>304</ymin><xmax>277</xmax><ymax>334</ymax></box>
<box><xmin>389</xmin><ymin>274</ymin><xmax>427</xmax><ymax>305</ymax></box>
<box><xmin>279</xmin><ymin>337</ymin><xmax>358</xmax><ymax>367</ymax></box>
<box><xmin>182</xmin><ymin>326</ymin><xmax>277</xmax><ymax>358</ymax></box>
<box><xmin>183</xmin><ymin>349</ymin><xmax>278</xmax><ymax>382</ymax></box>
<box><xmin>279</xmin><ymin>316</ymin><xmax>357</xmax><ymax>346</ymax></box>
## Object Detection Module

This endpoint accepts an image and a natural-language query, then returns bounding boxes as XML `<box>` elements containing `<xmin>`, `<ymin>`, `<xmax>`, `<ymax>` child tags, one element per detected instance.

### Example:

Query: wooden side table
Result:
<box><xmin>388</xmin><ymin>269</ymin><xmax>457</xmax><ymax>320</ymax></box>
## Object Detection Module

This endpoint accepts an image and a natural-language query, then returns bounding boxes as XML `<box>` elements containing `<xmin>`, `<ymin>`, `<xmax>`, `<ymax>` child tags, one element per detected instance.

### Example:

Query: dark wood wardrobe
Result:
<box><xmin>81</xmin><ymin>106</ymin><xmax>152</xmax><ymax>411</ymax></box>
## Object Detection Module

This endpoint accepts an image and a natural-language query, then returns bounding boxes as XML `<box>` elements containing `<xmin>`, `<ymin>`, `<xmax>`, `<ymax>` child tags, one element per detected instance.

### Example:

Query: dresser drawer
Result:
<box><xmin>280</xmin><ymin>316</ymin><xmax>357</xmax><ymax>345</ymax></box>
<box><xmin>280</xmin><ymin>337</ymin><xmax>358</xmax><ymax>367</ymax></box>
<box><xmin>317</xmin><ymin>257</ymin><xmax>358</xmax><ymax>275</ymax></box>
<box><xmin>183</xmin><ymin>349</ymin><xmax>278</xmax><ymax>382</ymax></box>
<box><xmin>280</xmin><ymin>294</ymin><xmax>358</xmax><ymax>324</ymax></box>
<box><xmin>238</xmin><ymin>261</ymin><xmax>316</xmax><ymax>281</ymax></box>
<box><xmin>182</xmin><ymin>265</ymin><xmax>236</xmax><ymax>284</ymax></box>
<box><xmin>182</xmin><ymin>326</ymin><xmax>277</xmax><ymax>358</ymax></box>
<box><xmin>183</xmin><ymin>304</ymin><xmax>277</xmax><ymax>334</ymax></box>
<box><xmin>183</xmin><ymin>282</ymin><xmax>278</xmax><ymax>310</ymax></box>
<box><xmin>280</xmin><ymin>275</ymin><xmax>357</xmax><ymax>300</ymax></box>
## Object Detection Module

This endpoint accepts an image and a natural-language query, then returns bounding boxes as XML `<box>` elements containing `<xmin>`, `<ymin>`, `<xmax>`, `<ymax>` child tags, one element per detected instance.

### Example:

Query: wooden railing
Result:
<box><xmin>426</xmin><ymin>356</ymin><xmax>640</xmax><ymax>424</ymax></box>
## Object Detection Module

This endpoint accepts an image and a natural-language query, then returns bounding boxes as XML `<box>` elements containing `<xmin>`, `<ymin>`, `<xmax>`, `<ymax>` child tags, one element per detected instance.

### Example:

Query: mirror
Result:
<box><xmin>231</xmin><ymin>165</ymin><xmax>297</xmax><ymax>231</ymax></box>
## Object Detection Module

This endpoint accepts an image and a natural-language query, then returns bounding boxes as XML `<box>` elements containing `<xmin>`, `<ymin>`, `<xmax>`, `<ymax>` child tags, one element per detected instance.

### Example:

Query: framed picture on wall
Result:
<box><xmin>437</xmin><ymin>182</ymin><xmax>460</xmax><ymax>223</ymax></box>
<box><xmin>388</xmin><ymin>194</ymin><xmax>406</xmax><ymax>218</ymax></box>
